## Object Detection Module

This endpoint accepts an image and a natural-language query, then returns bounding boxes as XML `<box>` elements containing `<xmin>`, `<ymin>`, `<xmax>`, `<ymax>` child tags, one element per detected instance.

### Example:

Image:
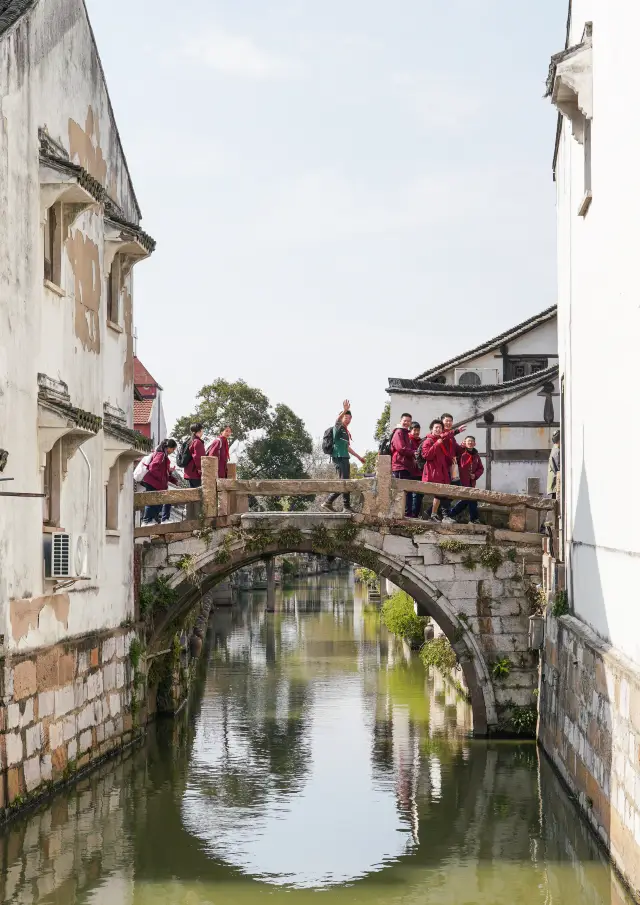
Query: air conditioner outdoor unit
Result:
<box><xmin>454</xmin><ymin>368</ymin><xmax>500</xmax><ymax>387</ymax></box>
<box><xmin>44</xmin><ymin>532</ymin><xmax>89</xmax><ymax>580</ymax></box>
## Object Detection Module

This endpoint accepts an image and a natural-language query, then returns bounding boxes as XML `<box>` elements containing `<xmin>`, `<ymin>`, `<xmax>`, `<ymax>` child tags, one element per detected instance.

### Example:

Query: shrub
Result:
<box><xmin>381</xmin><ymin>591</ymin><xmax>427</xmax><ymax>644</ymax></box>
<box><xmin>355</xmin><ymin>567</ymin><xmax>378</xmax><ymax>586</ymax></box>
<box><xmin>421</xmin><ymin>636</ymin><xmax>458</xmax><ymax>672</ymax></box>
<box><xmin>509</xmin><ymin>704</ymin><xmax>537</xmax><ymax>737</ymax></box>
<box><xmin>552</xmin><ymin>589</ymin><xmax>569</xmax><ymax>617</ymax></box>
<box><xmin>491</xmin><ymin>656</ymin><xmax>512</xmax><ymax>680</ymax></box>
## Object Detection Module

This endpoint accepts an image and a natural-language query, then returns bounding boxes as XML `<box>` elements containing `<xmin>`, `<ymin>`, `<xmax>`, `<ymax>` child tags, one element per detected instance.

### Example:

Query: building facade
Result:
<box><xmin>387</xmin><ymin>307</ymin><xmax>558</xmax><ymax>495</ymax></box>
<box><xmin>0</xmin><ymin>0</ymin><xmax>153</xmax><ymax>808</ymax></box>
<box><xmin>539</xmin><ymin>1</ymin><xmax>640</xmax><ymax>894</ymax></box>
<box><xmin>133</xmin><ymin>357</ymin><xmax>167</xmax><ymax>448</ymax></box>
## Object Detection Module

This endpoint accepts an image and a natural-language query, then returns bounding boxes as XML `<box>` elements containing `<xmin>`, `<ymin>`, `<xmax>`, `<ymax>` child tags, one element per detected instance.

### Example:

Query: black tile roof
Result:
<box><xmin>0</xmin><ymin>0</ymin><xmax>35</xmax><ymax>37</ymax></box>
<box><xmin>413</xmin><ymin>305</ymin><xmax>557</xmax><ymax>381</ymax></box>
<box><xmin>388</xmin><ymin>365</ymin><xmax>559</xmax><ymax>396</ymax></box>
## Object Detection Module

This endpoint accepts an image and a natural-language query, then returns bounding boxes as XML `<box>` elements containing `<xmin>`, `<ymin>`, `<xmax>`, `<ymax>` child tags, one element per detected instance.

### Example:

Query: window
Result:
<box><xmin>107</xmin><ymin>255</ymin><xmax>121</xmax><ymax>325</ymax></box>
<box><xmin>43</xmin><ymin>202</ymin><xmax>62</xmax><ymax>285</ymax></box>
<box><xmin>505</xmin><ymin>358</ymin><xmax>548</xmax><ymax>381</ymax></box>
<box><xmin>43</xmin><ymin>442</ymin><xmax>62</xmax><ymax>526</ymax></box>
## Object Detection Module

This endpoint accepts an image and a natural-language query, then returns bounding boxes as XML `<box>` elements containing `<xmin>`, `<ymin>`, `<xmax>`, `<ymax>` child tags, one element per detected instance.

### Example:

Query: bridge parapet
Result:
<box><xmin>134</xmin><ymin>455</ymin><xmax>555</xmax><ymax>539</ymax></box>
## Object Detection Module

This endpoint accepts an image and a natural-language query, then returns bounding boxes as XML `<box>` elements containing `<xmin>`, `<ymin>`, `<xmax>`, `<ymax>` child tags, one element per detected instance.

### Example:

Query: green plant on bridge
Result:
<box><xmin>478</xmin><ymin>545</ymin><xmax>503</xmax><ymax>573</ymax></box>
<box><xmin>277</xmin><ymin>526</ymin><xmax>304</xmax><ymax>548</ymax></box>
<box><xmin>381</xmin><ymin>590</ymin><xmax>427</xmax><ymax>645</ymax></box>
<box><xmin>438</xmin><ymin>539</ymin><xmax>469</xmax><ymax>554</ymax></box>
<box><xmin>552</xmin><ymin>589</ymin><xmax>569</xmax><ymax>618</ymax></box>
<box><xmin>139</xmin><ymin>577</ymin><xmax>178</xmax><ymax>619</ymax></box>
<box><xmin>461</xmin><ymin>552</ymin><xmax>477</xmax><ymax>571</ymax></box>
<box><xmin>420</xmin><ymin>636</ymin><xmax>458</xmax><ymax>673</ymax></box>
<box><xmin>491</xmin><ymin>657</ymin><xmax>512</xmax><ymax>680</ymax></box>
<box><xmin>506</xmin><ymin>548</ymin><xmax>517</xmax><ymax>562</ymax></box>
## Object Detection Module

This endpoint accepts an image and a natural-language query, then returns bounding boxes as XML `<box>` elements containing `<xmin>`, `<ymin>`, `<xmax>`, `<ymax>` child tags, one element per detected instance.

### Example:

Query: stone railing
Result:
<box><xmin>134</xmin><ymin>456</ymin><xmax>554</xmax><ymax>537</ymax></box>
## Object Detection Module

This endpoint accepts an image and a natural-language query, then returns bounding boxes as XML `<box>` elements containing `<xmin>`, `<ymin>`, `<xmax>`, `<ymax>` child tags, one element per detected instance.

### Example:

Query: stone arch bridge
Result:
<box><xmin>136</xmin><ymin>455</ymin><xmax>551</xmax><ymax>737</ymax></box>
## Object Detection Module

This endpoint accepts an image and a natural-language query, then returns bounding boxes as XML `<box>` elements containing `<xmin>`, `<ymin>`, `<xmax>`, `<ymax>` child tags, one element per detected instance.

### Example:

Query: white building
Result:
<box><xmin>539</xmin><ymin>3</ymin><xmax>640</xmax><ymax>892</ymax></box>
<box><xmin>387</xmin><ymin>306</ymin><xmax>558</xmax><ymax>494</ymax></box>
<box><xmin>0</xmin><ymin>0</ymin><xmax>153</xmax><ymax>804</ymax></box>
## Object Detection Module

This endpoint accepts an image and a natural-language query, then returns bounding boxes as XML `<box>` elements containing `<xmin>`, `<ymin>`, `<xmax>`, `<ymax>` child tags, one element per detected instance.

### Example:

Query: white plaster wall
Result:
<box><xmin>0</xmin><ymin>0</ymin><xmax>147</xmax><ymax>649</ymax></box>
<box><xmin>433</xmin><ymin>316</ymin><xmax>557</xmax><ymax>384</ymax></box>
<box><xmin>556</xmin><ymin>0</ymin><xmax>640</xmax><ymax>662</ymax></box>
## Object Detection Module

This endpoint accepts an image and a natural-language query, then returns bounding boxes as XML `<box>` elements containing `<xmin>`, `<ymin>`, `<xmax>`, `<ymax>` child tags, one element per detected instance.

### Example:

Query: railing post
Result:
<box><xmin>375</xmin><ymin>455</ymin><xmax>396</xmax><ymax>517</ymax></box>
<box><xmin>508</xmin><ymin>505</ymin><xmax>527</xmax><ymax>532</ymax></box>
<box><xmin>201</xmin><ymin>456</ymin><xmax>218</xmax><ymax>518</ymax></box>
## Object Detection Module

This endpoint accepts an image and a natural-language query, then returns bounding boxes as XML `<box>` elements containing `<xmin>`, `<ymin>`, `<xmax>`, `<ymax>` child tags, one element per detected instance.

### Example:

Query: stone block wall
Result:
<box><xmin>539</xmin><ymin>611</ymin><xmax>640</xmax><ymax>899</ymax></box>
<box><xmin>0</xmin><ymin>627</ymin><xmax>139</xmax><ymax>815</ymax></box>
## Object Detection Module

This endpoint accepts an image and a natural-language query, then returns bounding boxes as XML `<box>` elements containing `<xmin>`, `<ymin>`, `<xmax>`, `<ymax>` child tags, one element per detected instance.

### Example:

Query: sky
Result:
<box><xmin>86</xmin><ymin>0</ymin><xmax>566</xmax><ymax>453</ymax></box>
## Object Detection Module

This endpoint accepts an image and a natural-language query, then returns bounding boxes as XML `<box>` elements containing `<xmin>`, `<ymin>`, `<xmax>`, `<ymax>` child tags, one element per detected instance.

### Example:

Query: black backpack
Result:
<box><xmin>378</xmin><ymin>428</ymin><xmax>397</xmax><ymax>457</ymax></box>
<box><xmin>176</xmin><ymin>437</ymin><xmax>193</xmax><ymax>469</ymax></box>
<box><xmin>415</xmin><ymin>442</ymin><xmax>426</xmax><ymax>472</ymax></box>
<box><xmin>322</xmin><ymin>426</ymin><xmax>334</xmax><ymax>456</ymax></box>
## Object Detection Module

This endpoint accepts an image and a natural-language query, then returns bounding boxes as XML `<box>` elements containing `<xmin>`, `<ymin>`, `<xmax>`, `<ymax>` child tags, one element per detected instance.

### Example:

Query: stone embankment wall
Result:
<box><xmin>539</xmin><ymin>611</ymin><xmax>640</xmax><ymax>898</ymax></box>
<box><xmin>0</xmin><ymin>627</ymin><xmax>138</xmax><ymax>814</ymax></box>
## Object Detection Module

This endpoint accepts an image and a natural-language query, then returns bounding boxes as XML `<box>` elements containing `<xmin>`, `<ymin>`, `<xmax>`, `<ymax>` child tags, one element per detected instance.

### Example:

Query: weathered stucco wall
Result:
<box><xmin>0</xmin><ymin>0</ymin><xmax>150</xmax><ymax>651</ymax></box>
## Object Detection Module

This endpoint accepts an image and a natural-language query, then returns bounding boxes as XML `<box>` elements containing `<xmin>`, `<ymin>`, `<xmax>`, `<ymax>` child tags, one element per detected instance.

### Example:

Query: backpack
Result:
<box><xmin>176</xmin><ymin>437</ymin><xmax>193</xmax><ymax>469</ymax></box>
<box><xmin>415</xmin><ymin>442</ymin><xmax>427</xmax><ymax>473</ymax></box>
<box><xmin>378</xmin><ymin>428</ymin><xmax>397</xmax><ymax>457</ymax></box>
<box><xmin>322</xmin><ymin>426</ymin><xmax>334</xmax><ymax>456</ymax></box>
<box><xmin>133</xmin><ymin>453</ymin><xmax>152</xmax><ymax>483</ymax></box>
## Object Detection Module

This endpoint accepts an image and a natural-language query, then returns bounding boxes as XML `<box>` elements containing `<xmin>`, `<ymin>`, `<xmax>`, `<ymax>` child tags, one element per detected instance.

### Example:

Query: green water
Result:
<box><xmin>0</xmin><ymin>573</ymin><xmax>632</xmax><ymax>904</ymax></box>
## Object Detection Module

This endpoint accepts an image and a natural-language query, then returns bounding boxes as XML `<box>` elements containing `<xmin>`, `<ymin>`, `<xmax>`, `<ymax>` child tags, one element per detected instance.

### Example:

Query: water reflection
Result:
<box><xmin>0</xmin><ymin>573</ymin><xmax>632</xmax><ymax>904</ymax></box>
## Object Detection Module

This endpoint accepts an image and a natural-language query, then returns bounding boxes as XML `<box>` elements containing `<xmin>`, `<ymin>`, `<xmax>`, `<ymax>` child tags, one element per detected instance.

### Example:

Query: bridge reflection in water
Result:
<box><xmin>0</xmin><ymin>574</ymin><xmax>632</xmax><ymax>904</ymax></box>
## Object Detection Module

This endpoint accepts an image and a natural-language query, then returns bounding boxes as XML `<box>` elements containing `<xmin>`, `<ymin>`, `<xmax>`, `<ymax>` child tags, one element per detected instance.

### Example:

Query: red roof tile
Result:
<box><xmin>133</xmin><ymin>357</ymin><xmax>162</xmax><ymax>390</ymax></box>
<box><xmin>134</xmin><ymin>400</ymin><xmax>154</xmax><ymax>425</ymax></box>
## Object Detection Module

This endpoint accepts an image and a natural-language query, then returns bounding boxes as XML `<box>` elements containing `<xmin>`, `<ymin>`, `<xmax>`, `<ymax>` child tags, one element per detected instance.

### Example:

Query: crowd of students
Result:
<box><xmin>388</xmin><ymin>411</ymin><xmax>484</xmax><ymax>523</ymax></box>
<box><xmin>138</xmin><ymin>423</ymin><xmax>233</xmax><ymax>526</ymax></box>
<box><xmin>320</xmin><ymin>402</ymin><xmax>483</xmax><ymax>523</ymax></box>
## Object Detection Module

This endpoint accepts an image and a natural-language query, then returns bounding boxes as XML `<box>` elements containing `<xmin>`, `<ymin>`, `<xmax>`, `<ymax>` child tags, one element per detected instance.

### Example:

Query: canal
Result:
<box><xmin>0</xmin><ymin>572</ymin><xmax>632</xmax><ymax>904</ymax></box>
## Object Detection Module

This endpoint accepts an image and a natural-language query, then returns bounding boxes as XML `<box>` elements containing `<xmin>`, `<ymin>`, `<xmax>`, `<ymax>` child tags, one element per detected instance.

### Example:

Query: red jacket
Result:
<box><xmin>408</xmin><ymin>435</ymin><xmax>422</xmax><ymax>479</ymax></box>
<box><xmin>440</xmin><ymin>429</ymin><xmax>463</xmax><ymax>464</ymax></box>
<box><xmin>391</xmin><ymin>428</ymin><xmax>414</xmax><ymax>473</ymax></box>
<box><xmin>421</xmin><ymin>434</ymin><xmax>453</xmax><ymax>484</ymax></box>
<box><xmin>143</xmin><ymin>450</ymin><xmax>178</xmax><ymax>491</ymax></box>
<box><xmin>207</xmin><ymin>435</ymin><xmax>230</xmax><ymax>478</ymax></box>
<box><xmin>458</xmin><ymin>448</ymin><xmax>484</xmax><ymax>487</ymax></box>
<box><xmin>184</xmin><ymin>436</ymin><xmax>206</xmax><ymax>480</ymax></box>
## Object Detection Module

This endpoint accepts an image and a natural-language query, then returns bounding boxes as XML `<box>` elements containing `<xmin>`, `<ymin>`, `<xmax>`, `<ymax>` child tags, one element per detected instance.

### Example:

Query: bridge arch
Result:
<box><xmin>139</xmin><ymin>514</ymin><xmax>546</xmax><ymax>736</ymax></box>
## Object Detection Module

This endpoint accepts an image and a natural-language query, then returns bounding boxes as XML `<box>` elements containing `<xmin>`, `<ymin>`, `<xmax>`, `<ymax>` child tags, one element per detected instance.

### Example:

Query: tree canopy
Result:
<box><xmin>173</xmin><ymin>379</ymin><xmax>271</xmax><ymax>446</ymax></box>
<box><xmin>239</xmin><ymin>404</ymin><xmax>312</xmax><ymax>479</ymax></box>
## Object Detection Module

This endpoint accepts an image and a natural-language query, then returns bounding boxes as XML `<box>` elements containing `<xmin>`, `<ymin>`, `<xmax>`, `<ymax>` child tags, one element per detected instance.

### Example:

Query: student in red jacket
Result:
<box><xmin>141</xmin><ymin>439</ymin><xmax>179</xmax><ymax>525</ymax></box>
<box><xmin>391</xmin><ymin>412</ymin><xmax>415</xmax><ymax>516</ymax></box>
<box><xmin>421</xmin><ymin>419</ymin><xmax>455</xmax><ymax>523</ymax></box>
<box><xmin>184</xmin><ymin>422</ymin><xmax>206</xmax><ymax>488</ymax></box>
<box><xmin>439</xmin><ymin>412</ymin><xmax>466</xmax><ymax>516</ymax></box>
<box><xmin>407</xmin><ymin>421</ymin><xmax>424</xmax><ymax>518</ymax></box>
<box><xmin>207</xmin><ymin>425</ymin><xmax>232</xmax><ymax>477</ymax></box>
<box><xmin>449</xmin><ymin>436</ymin><xmax>485</xmax><ymax>524</ymax></box>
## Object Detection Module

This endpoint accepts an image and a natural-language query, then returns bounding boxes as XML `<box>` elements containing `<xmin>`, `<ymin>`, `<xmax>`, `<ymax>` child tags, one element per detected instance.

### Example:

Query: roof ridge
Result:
<box><xmin>414</xmin><ymin>305</ymin><xmax>557</xmax><ymax>381</ymax></box>
<box><xmin>389</xmin><ymin>365</ymin><xmax>559</xmax><ymax>396</ymax></box>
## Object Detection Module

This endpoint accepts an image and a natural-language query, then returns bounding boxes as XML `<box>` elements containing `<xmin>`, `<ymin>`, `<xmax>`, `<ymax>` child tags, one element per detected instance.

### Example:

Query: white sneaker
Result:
<box><xmin>161</xmin><ymin>518</ymin><xmax>171</xmax><ymax>524</ymax></box>
<box><xmin>141</xmin><ymin>519</ymin><xmax>153</xmax><ymax>527</ymax></box>
<box><xmin>442</xmin><ymin>516</ymin><xmax>456</xmax><ymax>525</ymax></box>
<box><xmin>320</xmin><ymin>502</ymin><xmax>334</xmax><ymax>512</ymax></box>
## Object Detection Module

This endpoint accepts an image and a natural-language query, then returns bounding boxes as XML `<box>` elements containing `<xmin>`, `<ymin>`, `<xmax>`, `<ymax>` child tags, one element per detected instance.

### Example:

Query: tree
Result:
<box><xmin>238</xmin><ymin>404</ymin><xmax>313</xmax><ymax>511</ymax></box>
<box><xmin>350</xmin><ymin>450</ymin><xmax>378</xmax><ymax>477</ymax></box>
<box><xmin>375</xmin><ymin>402</ymin><xmax>390</xmax><ymax>442</ymax></box>
<box><xmin>239</xmin><ymin>404</ymin><xmax>312</xmax><ymax>479</ymax></box>
<box><xmin>173</xmin><ymin>379</ymin><xmax>270</xmax><ymax>445</ymax></box>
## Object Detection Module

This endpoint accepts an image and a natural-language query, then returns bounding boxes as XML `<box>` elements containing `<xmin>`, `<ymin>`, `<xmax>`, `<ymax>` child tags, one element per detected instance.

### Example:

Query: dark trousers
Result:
<box><xmin>141</xmin><ymin>482</ymin><xmax>171</xmax><ymax>523</ymax></box>
<box><xmin>393</xmin><ymin>470</ymin><xmax>423</xmax><ymax>517</ymax></box>
<box><xmin>440</xmin><ymin>479</ymin><xmax>461</xmax><ymax>514</ymax></box>
<box><xmin>327</xmin><ymin>457</ymin><xmax>351</xmax><ymax>508</ymax></box>
<box><xmin>449</xmin><ymin>498</ymin><xmax>479</xmax><ymax>521</ymax></box>
<box><xmin>188</xmin><ymin>478</ymin><xmax>202</xmax><ymax>488</ymax></box>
